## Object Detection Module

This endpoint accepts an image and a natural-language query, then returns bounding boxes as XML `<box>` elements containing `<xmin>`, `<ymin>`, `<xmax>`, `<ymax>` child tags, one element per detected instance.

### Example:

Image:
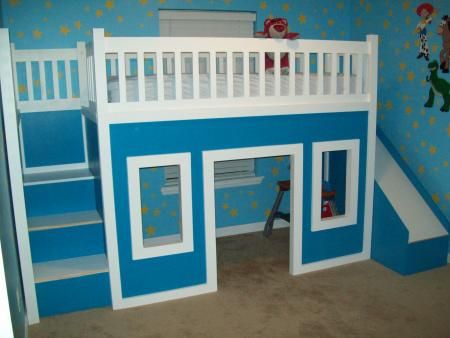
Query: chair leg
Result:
<box><xmin>263</xmin><ymin>190</ymin><xmax>285</xmax><ymax>237</ymax></box>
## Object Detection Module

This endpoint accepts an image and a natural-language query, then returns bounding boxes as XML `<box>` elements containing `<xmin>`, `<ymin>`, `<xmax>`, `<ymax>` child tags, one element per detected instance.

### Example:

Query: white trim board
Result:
<box><xmin>216</xmin><ymin>219</ymin><xmax>289</xmax><ymax>238</ymax></box>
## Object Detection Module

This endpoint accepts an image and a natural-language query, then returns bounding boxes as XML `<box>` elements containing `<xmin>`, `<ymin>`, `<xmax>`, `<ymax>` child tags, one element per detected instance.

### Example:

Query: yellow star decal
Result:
<box><xmin>147</xmin><ymin>11</ymin><xmax>154</xmax><ymax>17</ymax></box>
<box><xmin>18</xmin><ymin>84</ymin><xmax>26</xmax><ymax>93</ymax></box>
<box><xmin>328</xmin><ymin>19</ymin><xmax>335</xmax><ymax>27</ymax></box>
<box><xmin>402</xmin><ymin>1</ymin><xmax>411</xmax><ymax>10</ymax></box>
<box><xmin>447</xmin><ymin>124</ymin><xmax>450</xmax><ymax>136</ymax></box>
<box><xmin>429</xmin><ymin>116</ymin><xmax>436</xmax><ymax>125</ymax></box>
<box><xmin>385</xmin><ymin>100</ymin><xmax>393</xmax><ymax>109</ymax></box>
<box><xmin>32</xmin><ymin>29</ymin><xmax>43</xmax><ymax>39</ymax></box>
<box><xmin>251</xmin><ymin>201</ymin><xmax>258</xmax><ymax>209</ymax></box>
<box><xmin>282</xmin><ymin>3</ymin><xmax>289</xmax><ymax>11</ymax></box>
<box><xmin>336</xmin><ymin>2</ymin><xmax>344</xmax><ymax>10</ymax></box>
<box><xmin>139</xmin><ymin>0</ymin><xmax>148</xmax><ymax>4</ymax></box>
<box><xmin>16</xmin><ymin>31</ymin><xmax>24</xmax><ymax>38</ymax></box>
<box><xmin>405</xmin><ymin>106</ymin><xmax>412</xmax><ymax>114</ymax></box>
<box><xmin>260</xmin><ymin>1</ymin><xmax>267</xmax><ymax>10</ymax></box>
<box><xmin>412</xmin><ymin>121</ymin><xmax>419</xmax><ymax>129</ymax></box>
<box><xmin>170</xmin><ymin>210</ymin><xmax>177</xmax><ymax>217</ymax></box>
<box><xmin>96</xmin><ymin>9</ymin><xmax>103</xmax><ymax>17</ymax></box>
<box><xmin>229</xmin><ymin>208</ymin><xmax>238</xmax><ymax>217</ymax></box>
<box><xmin>45</xmin><ymin>0</ymin><xmax>52</xmax><ymax>9</ymax></box>
<box><xmin>222</xmin><ymin>203</ymin><xmax>229</xmax><ymax>210</ymax></box>
<box><xmin>432</xmin><ymin>193</ymin><xmax>440</xmax><ymax>203</ymax></box>
<box><xmin>9</xmin><ymin>0</ymin><xmax>19</xmax><ymax>6</ymax></box>
<box><xmin>146</xmin><ymin>226</ymin><xmax>156</xmax><ymax>237</ymax></box>
<box><xmin>418</xmin><ymin>165</ymin><xmax>425</xmax><ymax>174</ymax></box>
<box><xmin>264</xmin><ymin>209</ymin><xmax>271</xmax><ymax>218</ymax></box>
<box><xmin>141</xmin><ymin>206</ymin><xmax>148</xmax><ymax>214</ymax></box>
<box><xmin>117</xmin><ymin>15</ymin><xmax>123</xmax><ymax>23</ymax></box>
<box><xmin>429</xmin><ymin>145</ymin><xmax>437</xmax><ymax>155</ymax></box>
<box><xmin>105</xmin><ymin>0</ymin><xmax>114</xmax><ymax>10</ymax></box>
<box><xmin>272</xmin><ymin>167</ymin><xmax>279</xmax><ymax>176</ymax></box>
<box><xmin>298</xmin><ymin>14</ymin><xmax>306</xmax><ymax>24</ymax></box>
<box><xmin>60</xmin><ymin>25</ymin><xmax>70</xmax><ymax>36</ymax></box>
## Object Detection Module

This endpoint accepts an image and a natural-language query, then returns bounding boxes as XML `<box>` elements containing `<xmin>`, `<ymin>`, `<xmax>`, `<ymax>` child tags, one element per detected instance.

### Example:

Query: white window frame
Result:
<box><xmin>127</xmin><ymin>153</ymin><xmax>194</xmax><ymax>260</ymax></box>
<box><xmin>311</xmin><ymin>139</ymin><xmax>360</xmax><ymax>232</ymax></box>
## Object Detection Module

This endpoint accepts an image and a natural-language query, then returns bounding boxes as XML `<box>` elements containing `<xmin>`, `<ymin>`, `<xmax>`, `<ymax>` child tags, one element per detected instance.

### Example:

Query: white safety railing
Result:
<box><xmin>88</xmin><ymin>28</ymin><xmax>373</xmax><ymax>116</ymax></box>
<box><xmin>10</xmin><ymin>42</ymin><xmax>87</xmax><ymax>113</ymax></box>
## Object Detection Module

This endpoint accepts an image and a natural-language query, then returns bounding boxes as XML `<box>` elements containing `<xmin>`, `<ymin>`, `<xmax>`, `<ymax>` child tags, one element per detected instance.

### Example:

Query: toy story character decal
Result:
<box><xmin>416</xmin><ymin>3</ymin><xmax>435</xmax><ymax>61</ymax></box>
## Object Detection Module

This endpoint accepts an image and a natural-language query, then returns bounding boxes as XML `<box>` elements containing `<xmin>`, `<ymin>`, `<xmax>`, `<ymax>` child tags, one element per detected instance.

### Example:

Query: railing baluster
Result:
<box><xmin>226</xmin><ymin>51</ymin><xmax>234</xmax><ymax>98</ymax></box>
<box><xmin>356</xmin><ymin>54</ymin><xmax>363</xmax><ymax>95</ymax></box>
<box><xmin>274</xmin><ymin>52</ymin><xmax>280</xmax><ymax>97</ymax></box>
<box><xmin>117</xmin><ymin>51</ymin><xmax>126</xmax><ymax>103</ymax></box>
<box><xmin>137</xmin><ymin>51</ymin><xmax>145</xmax><ymax>102</ymax></box>
<box><xmin>52</xmin><ymin>60</ymin><xmax>60</xmax><ymax>99</ymax></box>
<box><xmin>65</xmin><ymin>60</ymin><xmax>72</xmax><ymax>98</ymax></box>
<box><xmin>289</xmin><ymin>52</ymin><xmax>295</xmax><ymax>96</ymax></box>
<box><xmin>259</xmin><ymin>52</ymin><xmax>265</xmax><ymax>97</ymax></box>
<box><xmin>25</xmin><ymin>61</ymin><xmax>34</xmax><ymax>101</ymax></box>
<box><xmin>344</xmin><ymin>53</ymin><xmax>350</xmax><ymax>95</ymax></box>
<box><xmin>317</xmin><ymin>52</ymin><xmax>324</xmax><ymax>95</ymax></box>
<box><xmin>210</xmin><ymin>52</ymin><xmax>217</xmax><ymax>99</ymax></box>
<box><xmin>303</xmin><ymin>53</ymin><xmax>310</xmax><ymax>96</ymax></box>
<box><xmin>243</xmin><ymin>51</ymin><xmax>249</xmax><ymax>98</ymax></box>
<box><xmin>331</xmin><ymin>53</ymin><xmax>337</xmax><ymax>95</ymax></box>
<box><xmin>192</xmin><ymin>51</ymin><xmax>199</xmax><ymax>99</ymax></box>
<box><xmin>39</xmin><ymin>61</ymin><xmax>47</xmax><ymax>100</ymax></box>
<box><xmin>175</xmin><ymin>52</ymin><xmax>182</xmax><ymax>100</ymax></box>
<box><xmin>156</xmin><ymin>51</ymin><xmax>164</xmax><ymax>101</ymax></box>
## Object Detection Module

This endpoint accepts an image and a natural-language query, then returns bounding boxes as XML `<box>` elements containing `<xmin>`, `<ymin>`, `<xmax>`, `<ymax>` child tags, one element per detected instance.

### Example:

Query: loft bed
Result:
<box><xmin>2</xmin><ymin>28</ymin><xmax>378</xmax><ymax>323</ymax></box>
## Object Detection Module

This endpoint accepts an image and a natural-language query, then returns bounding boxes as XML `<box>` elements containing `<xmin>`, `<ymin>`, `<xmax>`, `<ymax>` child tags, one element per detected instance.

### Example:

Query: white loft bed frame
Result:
<box><xmin>1</xmin><ymin>27</ymin><xmax>378</xmax><ymax>323</ymax></box>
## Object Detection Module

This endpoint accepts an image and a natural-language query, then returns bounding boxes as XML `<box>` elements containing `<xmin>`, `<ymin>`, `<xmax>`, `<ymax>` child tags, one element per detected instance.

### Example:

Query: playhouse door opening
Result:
<box><xmin>213</xmin><ymin>155</ymin><xmax>293</xmax><ymax>284</ymax></box>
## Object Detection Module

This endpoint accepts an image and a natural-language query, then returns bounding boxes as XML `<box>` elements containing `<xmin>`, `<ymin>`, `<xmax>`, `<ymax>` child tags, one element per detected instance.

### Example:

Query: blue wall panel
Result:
<box><xmin>21</xmin><ymin>110</ymin><xmax>85</xmax><ymax>167</ymax></box>
<box><xmin>29</xmin><ymin>223</ymin><xmax>106</xmax><ymax>263</ymax></box>
<box><xmin>36</xmin><ymin>273</ymin><xmax>111</xmax><ymax>317</ymax></box>
<box><xmin>110</xmin><ymin>112</ymin><xmax>368</xmax><ymax>298</ymax></box>
<box><xmin>25</xmin><ymin>179</ymin><xmax>98</xmax><ymax>217</ymax></box>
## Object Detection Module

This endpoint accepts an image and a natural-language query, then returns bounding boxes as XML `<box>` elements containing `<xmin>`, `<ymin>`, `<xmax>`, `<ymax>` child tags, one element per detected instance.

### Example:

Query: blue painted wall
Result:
<box><xmin>110</xmin><ymin>112</ymin><xmax>367</xmax><ymax>297</ymax></box>
<box><xmin>351</xmin><ymin>1</ymin><xmax>449</xmax><ymax>223</ymax></box>
<box><xmin>0</xmin><ymin>95</ymin><xmax>26</xmax><ymax>337</ymax></box>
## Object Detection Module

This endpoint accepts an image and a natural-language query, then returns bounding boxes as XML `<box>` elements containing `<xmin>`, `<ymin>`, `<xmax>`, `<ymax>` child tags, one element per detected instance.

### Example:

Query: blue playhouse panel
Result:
<box><xmin>110</xmin><ymin>112</ymin><xmax>368</xmax><ymax>298</ymax></box>
<box><xmin>25</xmin><ymin>179</ymin><xmax>98</xmax><ymax>217</ymax></box>
<box><xmin>36</xmin><ymin>273</ymin><xmax>111</xmax><ymax>317</ymax></box>
<box><xmin>29</xmin><ymin>223</ymin><xmax>106</xmax><ymax>263</ymax></box>
<box><xmin>372</xmin><ymin>182</ymin><xmax>448</xmax><ymax>275</ymax></box>
<box><xmin>21</xmin><ymin>110</ymin><xmax>85</xmax><ymax>167</ymax></box>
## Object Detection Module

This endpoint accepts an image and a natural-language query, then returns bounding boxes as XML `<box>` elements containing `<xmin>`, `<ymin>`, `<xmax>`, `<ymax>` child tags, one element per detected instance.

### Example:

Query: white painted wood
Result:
<box><xmin>210</xmin><ymin>52</ymin><xmax>217</xmax><ymax>99</ymax></box>
<box><xmin>216</xmin><ymin>219</ymin><xmax>289</xmax><ymax>238</ymax></box>
<box><xmin>174</xmin><ymin>52</ymin><xmax>182</xmax><ymax>100</ymax></box>
<box><xmin>289</xmin><ymin>52</ymin><xmax>295</xmax><ymax>96</ymax></box>
<box><xmin>17</xmin><ymin>99</ymin><xmax>81</xmax><ymax>113</ymax></box>
<box><xmin>274</xmin><ymin>52</ymin><xmax>281</xmax><ymax>97</ymax></box>
<box><xmin>303</xmin><ymin>53</ymin><xmax>310</xmax><ymax>95</ymax></box>
<box><xmin>362</xmin><ymin>34</ymin><xmax>378</xmax><ymax>257</ymax></box>
<box><xmin>33</xmin><ymin>254</ymin><xmax>108</xmax><ymax>283</ymax></box>
<box><xmin>192</xmin><ymin>51</ymin><xmax>199</xmax><ymax>99</ymax></box>
<box><xmin>161</xmin><ymin>175</ymin><xmax>264</xmax><ymax>195</ymax></box>
<box><xmin>136</xmin><ymin>52</ymin><xmax>145</xmax><ymax>102</ymax></box>
<box><xmin>65</xmin><ymin>60</ymin><xmax>72</xmax><ymax>98</ymax></box>
<box><xmin>226</xmin><ymin>51</ymin><xmax>233</xmax><ymax>98</ymax></box>
<box><xmin>127</xmin><ymin>153</ymin><xmax>193</xmax><ymax>260</ymax></box>
<box><xmin>38</xmin><ymin>61</ymin><xmax>47</xmax><ymax>100</ymax></box>
<box><xmin>23</xmin><ymin>167</ymin><xmax>94</xmax><ymax>186</ymax></box>
<box><xmin>159</xmin><ymin>10</ymin><xmax>256</xmax><ymax>22</ymax></box>
<box><xmin>356</xmin><ymin>54</ymin><xmax>363</xmax><ymax>95</ymax></box>
<box><xmin>317</xmin><ymin>53</ymin><xmax>324</xmax><ymax>95</ymax></box>
<box><xmin>258</xmin><ymin>52</ymin><xmax>265</xmax><ymax>97</ymax></box>
<box><xmin>28</xmin><ymin>210</ymin><xmax>102</xmax><ymax>232</ymax></box>
<box><xmin>117</xmin><ymin>52</ymin><xmax>126</xmax><ymax>103</ymax></box>
<box><xmin>52</xmin><ymin>60</ymin><xmax>60</xmax><ymax>99</ymax></box>
<box><xmin>92</xmin><ymin>29</ymin><xmax>108</xmax><ymax>113</ymax></box>
<box><xmin>343</xmin><ymin>53</ymin><xmax>350</xmax><ymax>95</ymax></box>
<box><xmin>77</xmin><ymin>42</ymin><xmax>88</xmax><ymax>106</ymax></box>
<box><xmin>242</xmin><ymin>51</ymin><xmax>249</xmax><ymax>98</ymax></box>
<box><xmin>331</xmin><ymin>53</ymin><xmax>337</xmax><ymax>95</ymax></box>
<box><xmin>25</xmin><ymin>62</ymin><xmax>33</xmax><ymax>101</ymax></box>
<box><xmin>311</xmin><ymin>139</ymin><xmax>360</xmax><ymax>232</ymax></box>
<box><xmin>0</xmin><ymin>29</ymin><xmax>39</xmax><ymax>324</ymax></box>
<box><xmin>156</xmin><ymin>51</ymin><xmax>164</xmax><ymax>101</ymax></box>
<box><xmin>375</xmin><ymin>139</ymin><xmax>448</xmax><ymax>242</ymax></box>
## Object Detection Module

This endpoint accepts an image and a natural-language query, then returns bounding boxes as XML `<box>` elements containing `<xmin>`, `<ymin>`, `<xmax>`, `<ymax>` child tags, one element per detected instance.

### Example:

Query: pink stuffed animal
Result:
<box><xmin>255</xmin><ymin>18</ymin><xmax>299</xmax><ymax>73</ymax></box>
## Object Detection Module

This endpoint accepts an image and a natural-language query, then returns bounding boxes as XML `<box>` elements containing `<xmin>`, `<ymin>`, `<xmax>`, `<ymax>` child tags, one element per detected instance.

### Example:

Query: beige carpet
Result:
<box><xmin>30</xmin><ymin>229</ymin><xmax>450</xmax><ymax>338</ymax></box>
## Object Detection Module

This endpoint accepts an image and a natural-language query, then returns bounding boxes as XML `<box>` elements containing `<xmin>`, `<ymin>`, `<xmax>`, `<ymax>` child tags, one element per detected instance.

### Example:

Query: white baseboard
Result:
<box><xmin>216</xmin><ymin>219</ymin><xmax>289</xmax><ymax>238</ymax></box>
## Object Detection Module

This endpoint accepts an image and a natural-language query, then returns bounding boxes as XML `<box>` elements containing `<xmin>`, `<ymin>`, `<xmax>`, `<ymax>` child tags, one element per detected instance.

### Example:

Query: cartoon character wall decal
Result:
<box><xmin>255</xmin><ymin>18</ymin><xmax>299</xmax><ymax>74</ymax></box>
<box><xmin>416</xmin><ymin>3</ymin><xmax>435</xmax><ymax>61</ymax></box>
<box><xmin>438</xmin><ymin>15</ymin><xmax>450</xmax><ymax>73</ymax></box>
<box><xmin>424</xmin><ymin>60</ymin><xmax>450</xmax><ymax>112</ymax></box>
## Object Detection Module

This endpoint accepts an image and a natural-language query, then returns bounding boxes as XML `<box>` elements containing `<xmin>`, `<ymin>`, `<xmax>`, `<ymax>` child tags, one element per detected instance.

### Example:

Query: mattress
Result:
<box><xmin>107</xmin><ymin>73</ymin><xmax>357</xmax><ymax>103</ymax></box>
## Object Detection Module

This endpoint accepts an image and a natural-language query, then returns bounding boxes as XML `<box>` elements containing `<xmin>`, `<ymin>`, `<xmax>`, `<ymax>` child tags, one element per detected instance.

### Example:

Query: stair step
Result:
<box><xmin>23</xmin><ymin>168</ymin><xmax>94</xmax><ymax>186</ymax></box>
<box><xmin>28</xmin><ymin>210</ymin><xmax>102</xmax><ymax>232</ymax></box>
<box><xmin>33</xmin><ymin>254</ymin><xmax>108</xmax><ymax>283</ymax></box>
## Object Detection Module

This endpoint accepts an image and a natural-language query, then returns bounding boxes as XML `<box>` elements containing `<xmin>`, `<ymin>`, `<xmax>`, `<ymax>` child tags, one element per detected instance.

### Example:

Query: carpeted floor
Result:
<box><xmin>30</xmin><ymin>229</ymin><xmax>450</xmax><ymax>338</ymax></box>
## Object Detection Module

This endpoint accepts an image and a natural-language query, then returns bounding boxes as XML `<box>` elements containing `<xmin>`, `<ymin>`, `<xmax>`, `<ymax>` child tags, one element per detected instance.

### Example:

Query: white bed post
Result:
<box><xmin>0</xmin><ymin>29</ymin><xmax>40</xmax><ymax>324</ymax></box>
<box><xmin>363</xmin><ymin>34</ymin><xmax>378</xmax><ymax>258</ymax></box>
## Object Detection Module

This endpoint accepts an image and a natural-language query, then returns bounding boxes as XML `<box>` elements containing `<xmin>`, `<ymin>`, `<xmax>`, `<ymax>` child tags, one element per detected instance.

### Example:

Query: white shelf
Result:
<box><xmin>33</xmin><ymin>254</ymin><xmax>108</xmax><ymax>283</ymax></box>
<box><xmin>23</xmin><ymin>168</ymin><xmax>95</xmax><ymax>186</ymax></box>
<box><xmin>28</xmin><ymin>210</ymin><xmax>102</xmax><ymax>232</ymax></box>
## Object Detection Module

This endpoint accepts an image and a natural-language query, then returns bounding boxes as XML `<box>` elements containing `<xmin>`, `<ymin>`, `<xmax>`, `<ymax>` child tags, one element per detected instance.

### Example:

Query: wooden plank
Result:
<box><xmin>303</xmin><ymin>53</ymin><xmax>310</xmax><ymax>95</ymax></box>
<box><xmin>23</xmin><ymin>168</ymin><xmax>94</xmax><ymax>186</ymax></box>
<box><xmin>226</xmin><ymin>51</ymin><xmax>233</xmax><ymax>98</ymax></box>
<box><xmin>38</xmin><ymin>61</ymin><xmax>47</xmax><ymax>100</ymax></box>
<box><xmin>192</xmin><ymin>51</ymin><xmax>200</xmax><ymax>99</ymax></box>
<box><xmin>289</xmin><ymin>52</ymin><xmax>295</xmax><ymax>96</ymax></box>
<box><xmin>65</xmin><ymin>60</ymin><xmax>73</xmax><ymax>98</ymax></box>
<box><xmin>117</xmin><ymin>51</ymin><xmax>126</xmax><ymax>103</ymax></box>
<box><xmin>156</xmin><ymin>51</ymin><xmax>164</xmax><ymax>101</ymax></box>
<box><xmin>28</xmin><ymin>210</ymin><xmax>102</xmax><ymax>232</ymax></box>
<box><xmin>259</xmin><ymin>52</ymin><xmax>265</xmax><ymax>97</ymax></box>
<box><xmin>210</xmin><ymin>52</ymin><xmax>217</xmax><ymax>99</ymax></box>
<box><xmin>317</xmin><ymin>52</ymin><xmax>324</xmax><ymax>95</ymax></box>
<box><xmin>344</xmin><ymin>53</ymin><xmax>350</xmax><ymax>95</ymax></box>
<box><xmin>137</xmin><ymin>51</ymin><xmax>145</xmax><ymax>102</ymax></box>
<box><xmin>52</xmin><ymin>60</ymin><xmax>60</xmax><ymax>99</ymax></box>
<box><xmin>33</xmin><ymin>254</ymin><xmax>108</xmax><ymax>283</ymax></box>
<box><xmin>242</xmin><ymin>51</ymin><xmax>249</xmax><ymax>98</ymax></box>
<box><xmin>331</xmin><ymin>53</ymin><xmax>337</xmax><ymax>95</ymax></box>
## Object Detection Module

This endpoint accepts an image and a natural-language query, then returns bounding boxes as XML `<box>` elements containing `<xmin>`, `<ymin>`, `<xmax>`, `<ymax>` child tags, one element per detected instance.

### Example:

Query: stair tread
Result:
<box><xmin>28</xmin><ymin>210</ymin><xmax>102</xmax><ymax>231</ymax></box>
<box><xmin>33</xmin><ymin>254</ymin><xmax>108</xmax><ymax>283</ymax></box>
<box><xmin>23</xmin><ymin>168</ymin><xmax>94</xmax><ymax>186</ymax></box>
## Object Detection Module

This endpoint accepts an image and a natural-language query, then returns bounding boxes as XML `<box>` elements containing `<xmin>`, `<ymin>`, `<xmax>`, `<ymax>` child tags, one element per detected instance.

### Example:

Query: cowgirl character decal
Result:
<box><xmin>416</xmin><ymin>3</ymin><xmax>435</xmax><ymax>61</ymax></box>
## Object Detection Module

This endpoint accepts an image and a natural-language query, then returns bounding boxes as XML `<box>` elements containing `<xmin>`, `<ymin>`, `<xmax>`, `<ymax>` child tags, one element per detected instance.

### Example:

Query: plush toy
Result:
<box><xmin>255</xmin><ymin>18</ymin><xmax>299</xmax><ymax>73</ymax></box>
